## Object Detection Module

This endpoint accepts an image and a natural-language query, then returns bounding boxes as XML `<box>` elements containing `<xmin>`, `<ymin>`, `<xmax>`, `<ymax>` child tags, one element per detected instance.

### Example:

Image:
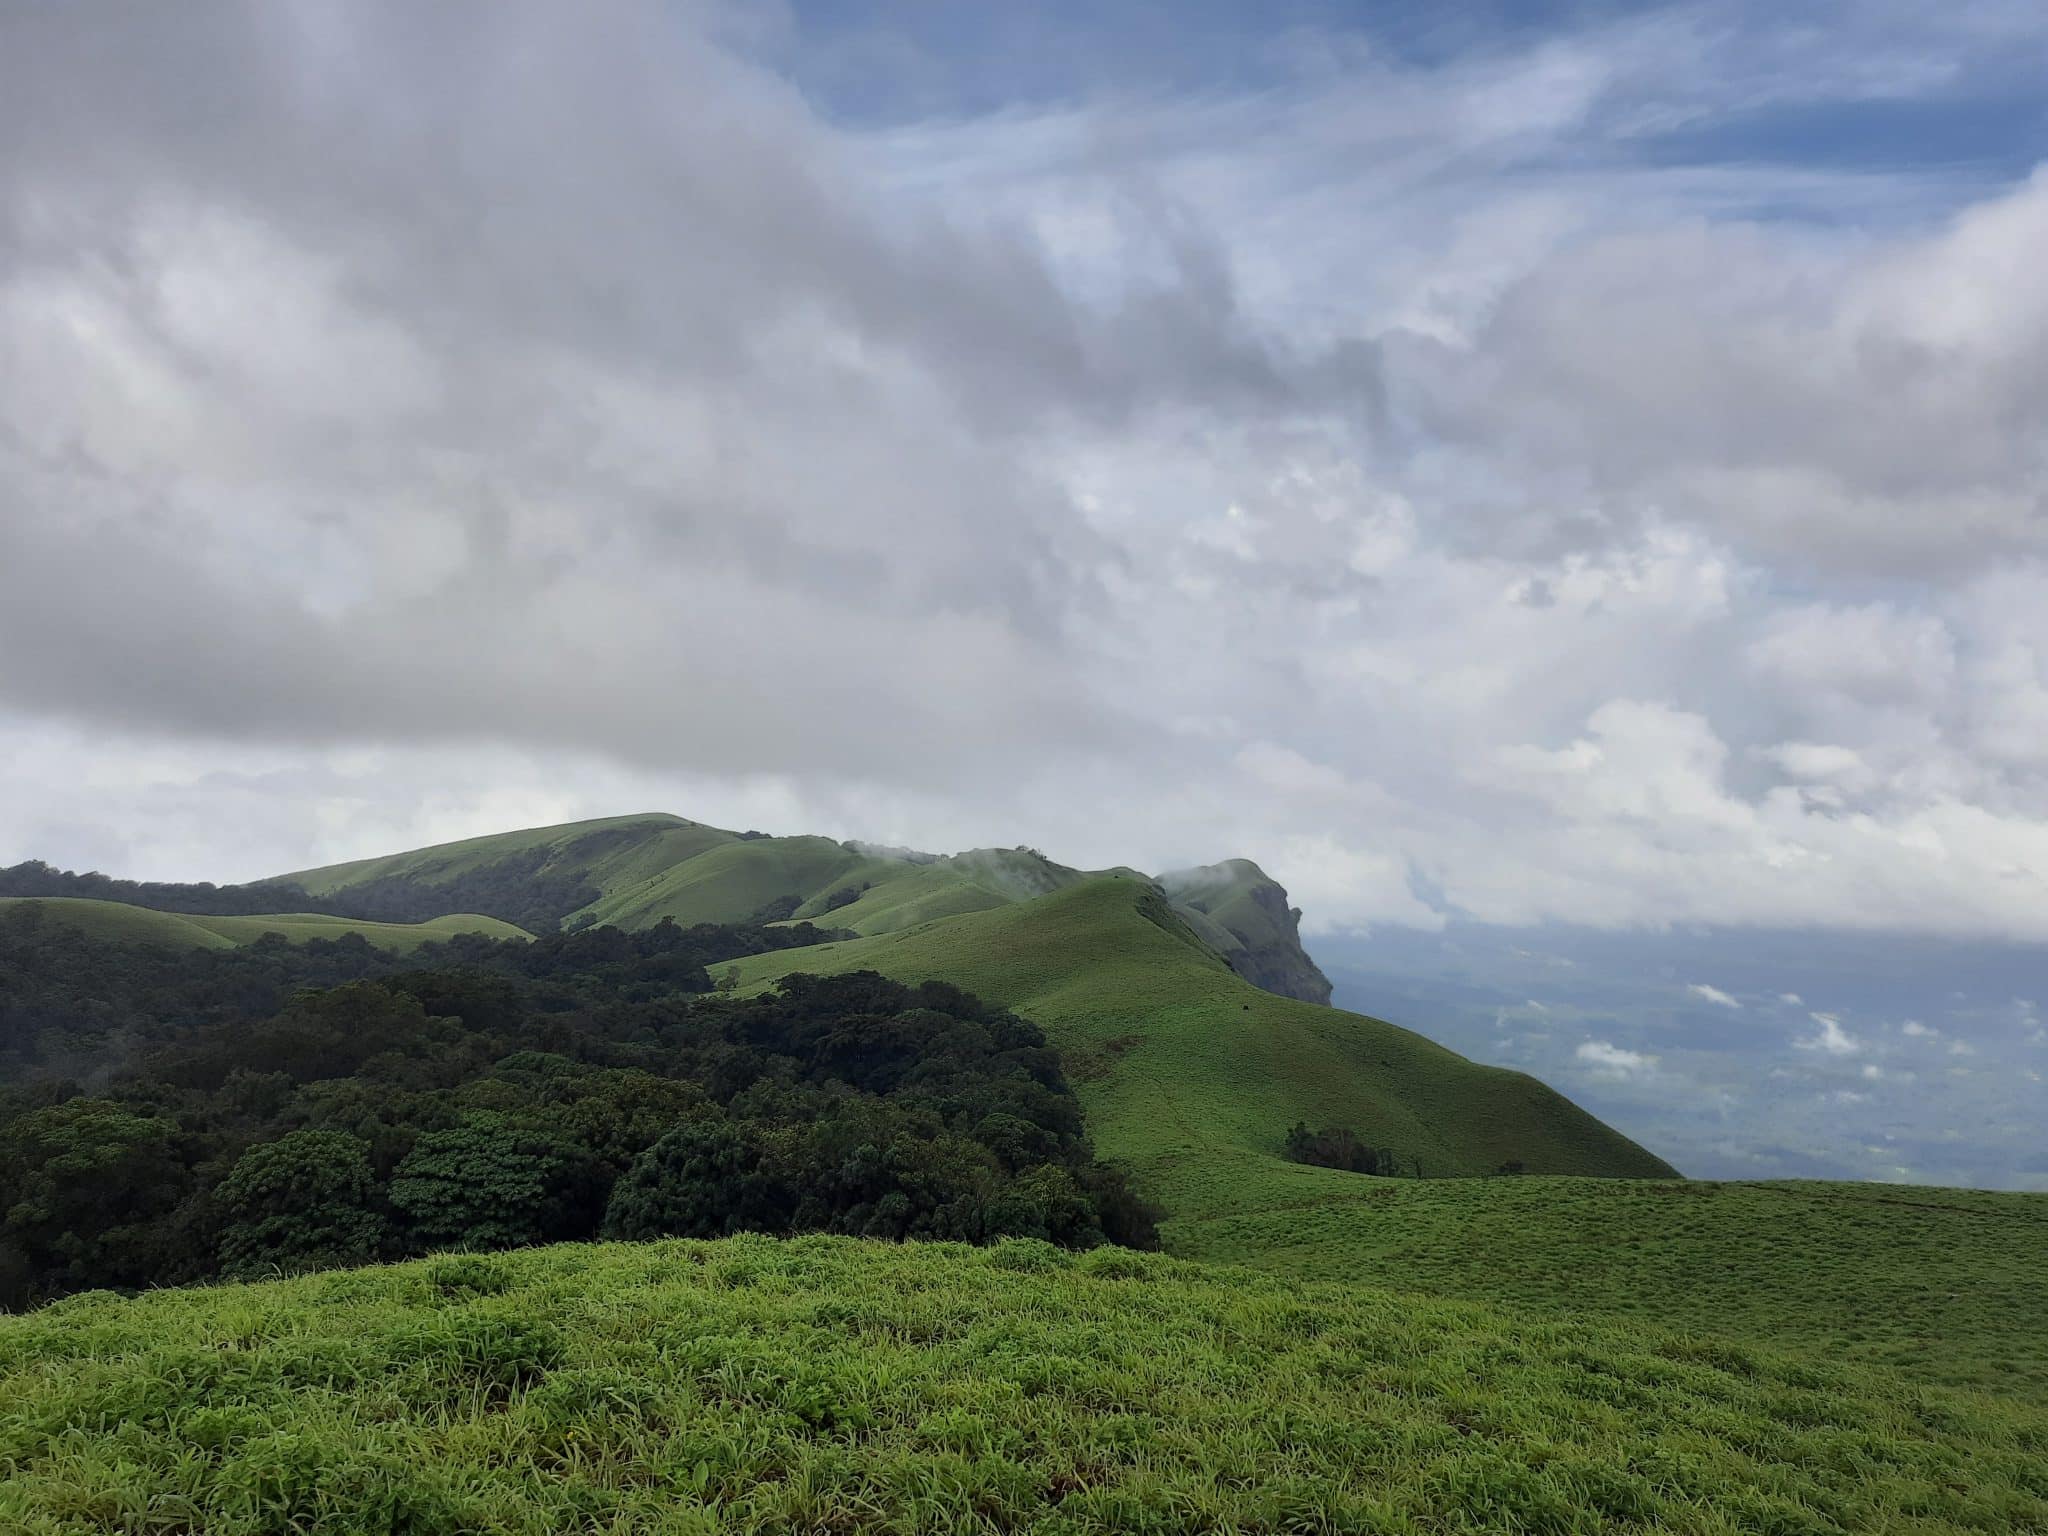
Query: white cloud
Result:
<box><xmin>1576</xmin><ymin>1039</ymin><xmax>1657</xmax><ymax>1078</ymax></box>
<box><xmin>1688</xmin><ymin>982</ymin><xmax>1741</xmax><ymax>1009</ymax></box>
<box><xmin>1799</xmin><ymin>1013</ymin><xmax>1862</xmax><ymax>1056</ymax></box>
<box><xmin>1748</xmin><ymin>604</ymin><xmax>1957</xmax><ymax>707</ymax></box>
<box><xmin>1901</xmin><ymin>1019</ymin><xmax>1935</xmax><ymax>1038</ymax></box>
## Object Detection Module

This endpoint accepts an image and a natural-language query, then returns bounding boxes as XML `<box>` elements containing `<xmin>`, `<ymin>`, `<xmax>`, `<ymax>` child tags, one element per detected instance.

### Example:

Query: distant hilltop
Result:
<box><xmin>4</xmin><ymin>812</ymin><xmax>1330</xmax><ymax>1004</ymax></box>
<box><xmin>252</xmin><ymin>813</ymin><xmax>1338</xmax><ymax>1005</ymax></box>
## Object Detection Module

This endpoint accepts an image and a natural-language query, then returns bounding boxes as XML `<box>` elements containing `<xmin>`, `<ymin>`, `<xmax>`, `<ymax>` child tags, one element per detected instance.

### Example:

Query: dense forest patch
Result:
<box><xmin>0</xmin><ymin>906</ymin><xmax>1153</xmax><ymax>1308</ymax></box>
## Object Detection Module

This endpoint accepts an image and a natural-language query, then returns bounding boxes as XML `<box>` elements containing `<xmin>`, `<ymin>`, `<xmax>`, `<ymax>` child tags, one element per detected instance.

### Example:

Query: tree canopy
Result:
<box><xmin>0</xmin><ymin>904</ymin><xmax>1156</xmax><ymax>1307</ymax></box>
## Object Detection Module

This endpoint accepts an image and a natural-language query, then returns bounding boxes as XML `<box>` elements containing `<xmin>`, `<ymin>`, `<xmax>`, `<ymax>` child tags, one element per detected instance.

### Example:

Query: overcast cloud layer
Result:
<box><xmin>3</xmin><ymin>4</ymin><xmax>2046</xmax><ymax>1179</ymax></box>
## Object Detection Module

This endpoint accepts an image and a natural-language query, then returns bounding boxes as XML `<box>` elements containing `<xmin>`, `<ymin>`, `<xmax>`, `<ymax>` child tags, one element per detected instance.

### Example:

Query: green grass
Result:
<box><xmin>280</xmin><ymin>814</ymin><xmax>713</xmax><ymax>897</ymax></box>
<box><xmin>1176</xmin><ymin>1175</ymin><xmax>2048</xmax><ymax>1398</ymax></box>
<box><xmin>792</xmin><ymin>862</ymin><xmax>1014</xmax><ymax>934</ymax></box>
<box><xmin>714</xmin><ymin>881</ymin><xmax>2048</xmax><ymax>1402</ymax></box>
<box><xmin>4</xmin><ymin>1234</ymin><xmax>2043</xmax><ymax>1535</ymax></box>
<box><xmin>722</xmin><ymin>878</ymin><xmax>1676</xmax><ymax>1205</ymax></box>
<box><xmin>0</xmin><ymin>898</ymin><xmax>530</xmax><ymax>952</ymax></box>
<box><xmin>585</xmin><ymin>837</ymin><xmax>894</xmax><ymax>930</ymax></box>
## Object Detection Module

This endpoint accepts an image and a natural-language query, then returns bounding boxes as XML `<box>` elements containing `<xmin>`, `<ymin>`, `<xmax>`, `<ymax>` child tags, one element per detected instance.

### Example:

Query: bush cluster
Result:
<box><xmin>1283</xmin><ymin>1120</ymin><xmax>1399</xmax><ymax>1177</ymax></box>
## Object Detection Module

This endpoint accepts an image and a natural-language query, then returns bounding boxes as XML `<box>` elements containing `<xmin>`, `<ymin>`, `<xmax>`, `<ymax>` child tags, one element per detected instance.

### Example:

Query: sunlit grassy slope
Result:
<box><xmin>0</xmin><ymin>897</ymin><xmax>529</xmax><ymax>952</ymax></box>
<box><xmin>5</xmin><ymin>1235</ymin><xmax>2043</xmax><ymax>1536</ymax></box>
<box><xmin>716</xmin><ymin>880</ymin><xmax>2048</xmax><ymax>1399</ymax></box>
<box><xmin>722</xmin><ymin>877</ymin><xmax>1678</xmax><ymax>1207</ymax></box>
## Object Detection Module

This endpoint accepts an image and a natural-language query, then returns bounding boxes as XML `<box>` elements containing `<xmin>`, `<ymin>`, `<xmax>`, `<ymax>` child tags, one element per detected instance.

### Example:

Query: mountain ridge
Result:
<box><xmin>274</xmin><ymin>813</ymin><xmax>1338</xmax><ymax>1005</ymax></box>
<box><xmin>5</xmin><ymin>815</ymin><xmax>1674</xmax><ymax>1225</ymax></box>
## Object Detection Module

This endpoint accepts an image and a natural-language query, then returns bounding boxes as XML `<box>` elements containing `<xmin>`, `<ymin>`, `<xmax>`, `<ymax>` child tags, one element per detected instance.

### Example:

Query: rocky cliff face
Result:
<box><xmin>1155</xmin><ymin>859</ymin><xmax>1334</xmax><ymax>1006</ymax></box>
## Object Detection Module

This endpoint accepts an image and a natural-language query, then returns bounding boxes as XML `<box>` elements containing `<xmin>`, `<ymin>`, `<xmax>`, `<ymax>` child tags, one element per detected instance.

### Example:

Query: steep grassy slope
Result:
<box><xmin>278</xmin><ymin>816</ymin><xmax>1334</xmax><ymax>1002</ymax></box>
<box><xmin>721</xmin><ymin>877</ymin><xmax>1677</xmax><ymax>1210</ymax></box>
<box><xmin>0</xmin><ymin>898</ymin><xmax>529</xmax><ymax>952</ymax></box>
<box><xmin>5</xmin><ymin>1235</ymin><xmax>2043</xmax><ymax>1536</ymax></box>
<box><xmin>710</xmin><ymin>883</ymin><xmax>2048</xmax><ymax>1397</ymax></box>
<box><xmin>1177</xmin><ymin>1175</ymin><xmax>2048</xmax><ymax>1397</ymax></box>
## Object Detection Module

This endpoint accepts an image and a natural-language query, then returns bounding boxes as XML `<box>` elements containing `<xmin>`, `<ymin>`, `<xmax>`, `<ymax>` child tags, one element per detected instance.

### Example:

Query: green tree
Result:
<box><xmin>604</xmin><ymin>1118</ymin><xmax>780</xmax><ymax>1240</ymax></box>
<box><xmin>389</xmin><ymin>1116</ymin><xmax>605</xmax><ymax>1252</ymax></box>
<box><xmin>0</xmin><ymin>1100</ymin><xmax>188</xmax><ymax>1306</ymax></box>
<box><xmin>985</xmin><ymin>1163</ymin><xmax>1100</xmax><ymax>1246</ymax></box>
<box><xmin>215</xmin><ymin>1130</ymin><xmax>390</xmax><ymax>1279</ymax></box>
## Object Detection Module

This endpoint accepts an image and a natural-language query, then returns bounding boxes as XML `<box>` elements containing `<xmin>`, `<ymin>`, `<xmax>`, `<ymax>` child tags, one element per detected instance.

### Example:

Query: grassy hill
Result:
<box><xmin>8</xmin><ymin>830</ymin><xmax>2048</xmax><ymax>1528</ymax></box>
<box><xmin>4</xmin><ymin>1234</ymin><xmax>2042</xmax><ymax>1536</ymax></box>
<box><xmin>280</xmin><ymin>814</ymin><xmax>720</xmax><ymax>900</ymax></box>
<box><xmin>0</xmin><ymin>897</ymin><xmax>529</xmax><ymax>952</ymax></box>
<box><xmin>278</xmin><ymin>815</ymin><xmax>1334</xmax><ymax>1003</ymax></box>
<box><xmin>710</xmin><ymin>880</ymin><xmax>2048</xmax><ymax>1400</ymax></box>
<box><xmin>718</xmin><ymin>877</ymin><xmax>1676</xmax><ymax>1207</ymax></box>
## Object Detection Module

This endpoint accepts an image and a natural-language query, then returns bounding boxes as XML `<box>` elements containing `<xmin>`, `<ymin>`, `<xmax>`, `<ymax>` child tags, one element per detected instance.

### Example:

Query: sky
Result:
<box><xmin>2</xmin><ymin>2</ymin><xmax>2045</xmax><ymax>1183</ymax></box>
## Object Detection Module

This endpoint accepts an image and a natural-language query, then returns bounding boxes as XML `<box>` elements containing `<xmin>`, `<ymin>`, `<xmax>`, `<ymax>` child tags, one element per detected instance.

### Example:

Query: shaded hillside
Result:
<box><xmin>4</xmin><ymin>1235</ymin><xmax>2041</xmax><ymax>1535</ymax></box>
<box><xmin>720</xmin><ymin>878</ymin><xmax>1677</xmax><ymax>1216</ymax></box>
<box><xmin>0</xmin><ymin>897</ymin><xmax>527</xmax><ymax>952</ymax></box>
<box><xmin>278</xmin><ymin>814</ymin><xmax>1336</xmax><ymax>1003</ymax></box>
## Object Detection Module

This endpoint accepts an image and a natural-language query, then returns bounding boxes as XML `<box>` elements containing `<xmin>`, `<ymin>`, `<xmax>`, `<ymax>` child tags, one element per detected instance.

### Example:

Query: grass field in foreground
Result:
<box><xmin>0</xmin><ymin>898</ymin><xmax>531</xmax><ymax>951</ymax></box>
<box><xmin>4</xmin><ymin>1235</ymin><xmax>2043</xmax><ymax>1536</ymax></box>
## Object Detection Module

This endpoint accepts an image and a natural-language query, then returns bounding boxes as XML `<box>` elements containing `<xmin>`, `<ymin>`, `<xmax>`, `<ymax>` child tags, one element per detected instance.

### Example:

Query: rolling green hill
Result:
<box><xmin>4</xmin><ymin>1235</ymin><xmax>2042</xmax><ymax>1536</ymax></box>
<box><xmin>717</xmin><ymin>877</ymin><xmax>1676</xmax><ymax>1202</ymax></box>
<box><xmin>277</xmin><ymin>815</ymin><xmax>1334</xmax><ymax>1003</ymax></box>
<box><xmin>0</xmin><ymin>897</ymin><xmax>529</xmax><ymax>952</ymax></box>
<box><xmin>707</xmin><ymin>883</ymin><xmax>2048</xmax><ymax>1397</ymax></box>
<box><xmin>285</xmin><ymin>814</ymin><xmax>730</xmax><ymax>904</ymax></box>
